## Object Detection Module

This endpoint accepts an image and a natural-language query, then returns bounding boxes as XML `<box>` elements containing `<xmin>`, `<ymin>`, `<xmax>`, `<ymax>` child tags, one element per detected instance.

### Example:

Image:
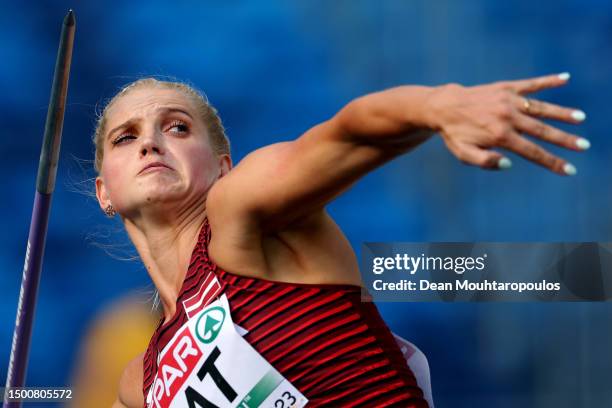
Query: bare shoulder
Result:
<box><xmin>207</xmin><ymin>135</ymin><xmax>355</xmax><ymax>231</ymax></box>
<box><xmin>207</xmin><ymin>142</ymin><xmax>293</xmax><ymax>219</ymax></box>
<box><xmin>114</xmin><ymin>352</ymin><xmax>145</xmax><ymax>408</ymax></box>
<box><xmin>206</xmin><ymin>136</ymin><xmax>363</xmax><ymax>285</ymax></box>
<box><xmin>206</xmin><ymin>146</ymin><xmax>282</xmax><ymax>261</ymax></box>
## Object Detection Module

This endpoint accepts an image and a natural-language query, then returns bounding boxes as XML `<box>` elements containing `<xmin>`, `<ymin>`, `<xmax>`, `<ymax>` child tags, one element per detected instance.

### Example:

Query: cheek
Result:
<box><xmin>100</xmin><ymin>158</ymin><xmax>129</xmax><ymax>199</ymax></box>
<box><xmin>184</xmin><ymin>146</ymin><xmax>217</xmax><ymax>180</ymax></box>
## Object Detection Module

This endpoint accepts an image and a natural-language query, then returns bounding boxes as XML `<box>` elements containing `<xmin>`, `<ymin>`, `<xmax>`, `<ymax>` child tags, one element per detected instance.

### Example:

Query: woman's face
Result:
<box><xmin>95</xmin><ymin>87</ymin><xmax>226</xmax><ymax>218</ymax></box>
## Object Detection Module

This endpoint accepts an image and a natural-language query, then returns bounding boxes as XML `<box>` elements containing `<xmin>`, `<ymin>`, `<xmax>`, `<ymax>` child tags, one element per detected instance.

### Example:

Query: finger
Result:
<box><xmin>516</xmin><ymin>96</ymin><xmax>587</xmax><ymax>124</ymax></box>
<box><xmin>453</xmin><ymin>142</ymin><xmax>510</xmax><ymax>170</ymax></box>
<box><xmin>513</xmin><ymin>113</ymin><xmax>591</xmax><ymax>151</ymax></box>
<box><xmin>500</xmin><ymin>132</ymin><xmax>576</xmax><ymax>176</ymax></box>
<box><xmin>500</xmin><ymin>72</ymin><xmax>570</xmax><ymax>95</ymax></box>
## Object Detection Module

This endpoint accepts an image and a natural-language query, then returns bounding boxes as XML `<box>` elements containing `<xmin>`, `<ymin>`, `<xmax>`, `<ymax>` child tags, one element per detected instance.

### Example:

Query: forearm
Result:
<box><xmin>335</xmin><ymin>85</ymin><xmax>439</xmax><ymax>147</ymax></box>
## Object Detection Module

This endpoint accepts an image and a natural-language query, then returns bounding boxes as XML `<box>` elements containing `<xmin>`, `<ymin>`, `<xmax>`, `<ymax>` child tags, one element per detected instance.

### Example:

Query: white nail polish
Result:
<box><xmin>563</xmin><ymin>163</ymin><xmax>577</xmax><ymax>176</ymax></box>
<box><xmin>498</xmin><ymin>157</ymin><xmax>512</xmax><ymax>170</ymax></box>
<box><xmin>558</xmin><ymin>72</ymin><xmax>571</xmax><ymax>81</ymax></box>
<box><xmin>576</xmin><ymin>138</ymin><xmax>590</xmax><ymax>150</ymax></box>
<box><xmin>571</xmin><ymin>110</ymin><xmax>586</xmax><ymax>122</ymax></box>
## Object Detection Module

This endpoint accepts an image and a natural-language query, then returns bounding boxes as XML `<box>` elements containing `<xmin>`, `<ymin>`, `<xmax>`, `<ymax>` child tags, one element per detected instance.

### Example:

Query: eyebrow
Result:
<box><xmin>106</xmin><ymin>107</ymin><xmax>194</xmax><ymax>140</ymax></box>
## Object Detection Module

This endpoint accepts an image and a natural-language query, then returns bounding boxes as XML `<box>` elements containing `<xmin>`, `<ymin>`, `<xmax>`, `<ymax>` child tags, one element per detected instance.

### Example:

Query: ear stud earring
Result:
<box><xmin>104</xmin><ymin>204</ymin><xmax>116</xmax><ymax>217</ymax></box>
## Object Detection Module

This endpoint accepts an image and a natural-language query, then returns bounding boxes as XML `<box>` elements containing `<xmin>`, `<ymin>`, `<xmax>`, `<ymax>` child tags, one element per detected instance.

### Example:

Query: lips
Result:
<box><xmin>138</xmin><ymin>161</ymin><xmax>173</xmax><ymax>175</ymax></box>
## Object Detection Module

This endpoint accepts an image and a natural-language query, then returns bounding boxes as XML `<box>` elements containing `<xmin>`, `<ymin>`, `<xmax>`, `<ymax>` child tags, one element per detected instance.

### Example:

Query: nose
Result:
<box><xmin>139</xmin><ymin>128</ymin><xmax>165</xmax><ymax>158</ymax></box>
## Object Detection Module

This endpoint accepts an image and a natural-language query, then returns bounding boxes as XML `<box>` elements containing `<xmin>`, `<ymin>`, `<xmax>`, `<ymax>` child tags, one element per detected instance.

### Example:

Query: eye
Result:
<box><xmin>112</xmin><ymin>133</ymin><xmax>136</xmax><ymax>145</ymax></box>
<box><xmin>168</xmin><ymin>120</ymin><xmax>189</xmax><ymax>134</ymax></box>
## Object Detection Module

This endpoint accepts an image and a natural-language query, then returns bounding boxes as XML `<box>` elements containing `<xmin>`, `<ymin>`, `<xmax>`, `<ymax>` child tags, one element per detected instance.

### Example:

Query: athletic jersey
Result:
<box><xmin>142</xmin><ymin>218</ymin><xmax>428</xmax><ymax>407</ymax></box>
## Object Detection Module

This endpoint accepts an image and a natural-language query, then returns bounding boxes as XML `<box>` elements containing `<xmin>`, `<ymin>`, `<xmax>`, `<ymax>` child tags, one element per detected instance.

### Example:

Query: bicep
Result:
<box><xmin>209</xmin><ymin>116</ymin><xmax>407</xmax><ymax>231</ymax></box>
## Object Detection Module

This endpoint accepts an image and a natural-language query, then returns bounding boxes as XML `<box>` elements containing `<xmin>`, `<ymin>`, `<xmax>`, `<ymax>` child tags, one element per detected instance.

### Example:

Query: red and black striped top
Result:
<box><xmin>142</xmin><ymin>218</ymin><xmax>427</xmax><ymax>407</ymax></box>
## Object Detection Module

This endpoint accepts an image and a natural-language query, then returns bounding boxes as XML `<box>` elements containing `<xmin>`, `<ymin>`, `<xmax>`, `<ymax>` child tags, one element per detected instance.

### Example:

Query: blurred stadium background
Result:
<box><xmin>1</xmin><ymin>1</ymin><xmax>611</xmax><ymax>406</ymax></box>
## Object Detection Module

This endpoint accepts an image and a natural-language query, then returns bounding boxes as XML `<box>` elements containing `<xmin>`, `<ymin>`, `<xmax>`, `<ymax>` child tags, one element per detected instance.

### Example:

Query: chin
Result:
<box><xmin>144</xmin><ymin>192</ymin><xmax>182</xmax><ymax>205</ymax></box>
<box><xmin>138</xmin><ymin>184</ymin><xmax>185</xmax><ymax>205</ymax></box>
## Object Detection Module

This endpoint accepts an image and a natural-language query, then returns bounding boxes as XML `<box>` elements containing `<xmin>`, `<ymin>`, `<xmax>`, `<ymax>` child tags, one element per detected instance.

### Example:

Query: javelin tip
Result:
<box><xmin>64</xmin><ymin>9</ymin><xmax>75</xmax><ymax>26</ymax></box>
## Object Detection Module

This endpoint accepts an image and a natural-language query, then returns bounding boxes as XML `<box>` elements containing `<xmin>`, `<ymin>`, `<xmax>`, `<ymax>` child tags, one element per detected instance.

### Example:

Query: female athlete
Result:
<box><xmin>95</xmin><ymin>74</ymin><xmax>586</xmax><ymax>407</ymax></box>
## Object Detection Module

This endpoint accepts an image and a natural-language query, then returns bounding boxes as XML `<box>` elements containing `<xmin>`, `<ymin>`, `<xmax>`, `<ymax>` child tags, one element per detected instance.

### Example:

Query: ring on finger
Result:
<box><xmin>522</xmin><ymin>97</ymin><xmax>532</xmax><ymax>114</ymax></box>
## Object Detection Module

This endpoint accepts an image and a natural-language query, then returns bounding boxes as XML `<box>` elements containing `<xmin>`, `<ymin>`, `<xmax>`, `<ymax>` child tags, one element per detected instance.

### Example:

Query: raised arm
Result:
<box><xmin>208</xmin><ymin>73</ymin><xmax>586</xmax><ymax>231</ymax></box>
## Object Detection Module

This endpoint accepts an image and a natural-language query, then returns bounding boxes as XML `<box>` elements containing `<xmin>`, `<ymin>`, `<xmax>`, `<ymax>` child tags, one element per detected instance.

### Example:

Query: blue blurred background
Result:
<box><xmin>1</xmin><ymin>1</ymin><xmax>611</xmax><ymax>406</ymax></box>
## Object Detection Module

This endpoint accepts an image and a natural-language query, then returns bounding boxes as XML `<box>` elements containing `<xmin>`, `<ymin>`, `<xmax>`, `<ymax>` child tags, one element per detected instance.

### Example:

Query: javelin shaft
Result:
<box><xmin>3</xmin><ymin>10</ymin><xmax>75</xmax><ymax>408</ymax></box>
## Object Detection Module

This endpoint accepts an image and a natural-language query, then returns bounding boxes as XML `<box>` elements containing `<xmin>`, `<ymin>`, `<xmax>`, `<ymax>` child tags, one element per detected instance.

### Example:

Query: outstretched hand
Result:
<box><xmin>425</xmin><ymin>73</ymin><xmax>587</xmax><ymax>175</ymax></box>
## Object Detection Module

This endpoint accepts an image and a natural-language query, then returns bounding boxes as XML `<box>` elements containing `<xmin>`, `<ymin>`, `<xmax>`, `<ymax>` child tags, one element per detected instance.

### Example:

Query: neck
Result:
<box><xmin>123</xmin><ymin>196</ymin><xmax>207</xmax><ymax>323</ymax></box>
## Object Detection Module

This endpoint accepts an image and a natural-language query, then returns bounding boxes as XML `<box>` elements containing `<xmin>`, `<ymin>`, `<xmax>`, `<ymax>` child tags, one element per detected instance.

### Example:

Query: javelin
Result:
<box><xmin>3</xmin><ymin>10</ymin><xmax>75</xmax><ymax>408</ymax></box>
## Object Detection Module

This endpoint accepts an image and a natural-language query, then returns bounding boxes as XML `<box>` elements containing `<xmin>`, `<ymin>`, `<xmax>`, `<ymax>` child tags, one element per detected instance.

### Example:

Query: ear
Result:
<box><xmin>217</xmin><ymin>154</ymin><xmax>232</xmax><ymax>178</ymax></box>
<box><xmin>95</xmin><ymin>176</ymin><xmax>112</xmax><ymax>211</ymax></box>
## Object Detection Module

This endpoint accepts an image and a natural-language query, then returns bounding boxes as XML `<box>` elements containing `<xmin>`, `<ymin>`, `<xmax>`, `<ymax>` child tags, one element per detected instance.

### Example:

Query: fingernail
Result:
<box><xmin>563</xmin><ymin>163</ymin><xmax>577</xmax><ymax>176</ymax></box>
<box><xmin>558</xmin><ymin>72</ymin><xmax>571</xmax><ymax>81</ymax></box>
<box><xmin>571</xmin><ymin>110</ymin><xmax>586</xmax><ymax>122</ymax></box>
<box><xmin>575</xmin><ymin>138</ymin><xmax>590</xmax><ymax>150</ymax></box>
<box><xmin>498</xmin><ymin>157</ymin><xmax>512</xmax><ymax>170</ymax></box>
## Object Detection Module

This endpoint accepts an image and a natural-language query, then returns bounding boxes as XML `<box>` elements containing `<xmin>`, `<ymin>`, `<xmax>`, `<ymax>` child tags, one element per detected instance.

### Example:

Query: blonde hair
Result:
<box><xmin>93</xmin><ymin>77</ymin><xmax>230</xmax><ymax>173</ymax></box>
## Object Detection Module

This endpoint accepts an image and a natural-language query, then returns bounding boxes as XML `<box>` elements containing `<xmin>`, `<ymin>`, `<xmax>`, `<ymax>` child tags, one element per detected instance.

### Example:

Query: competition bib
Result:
<box><xmin>146</xmin><ymin>294</ymin><xmax>308</xmax><ymax>408</ymax></box>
